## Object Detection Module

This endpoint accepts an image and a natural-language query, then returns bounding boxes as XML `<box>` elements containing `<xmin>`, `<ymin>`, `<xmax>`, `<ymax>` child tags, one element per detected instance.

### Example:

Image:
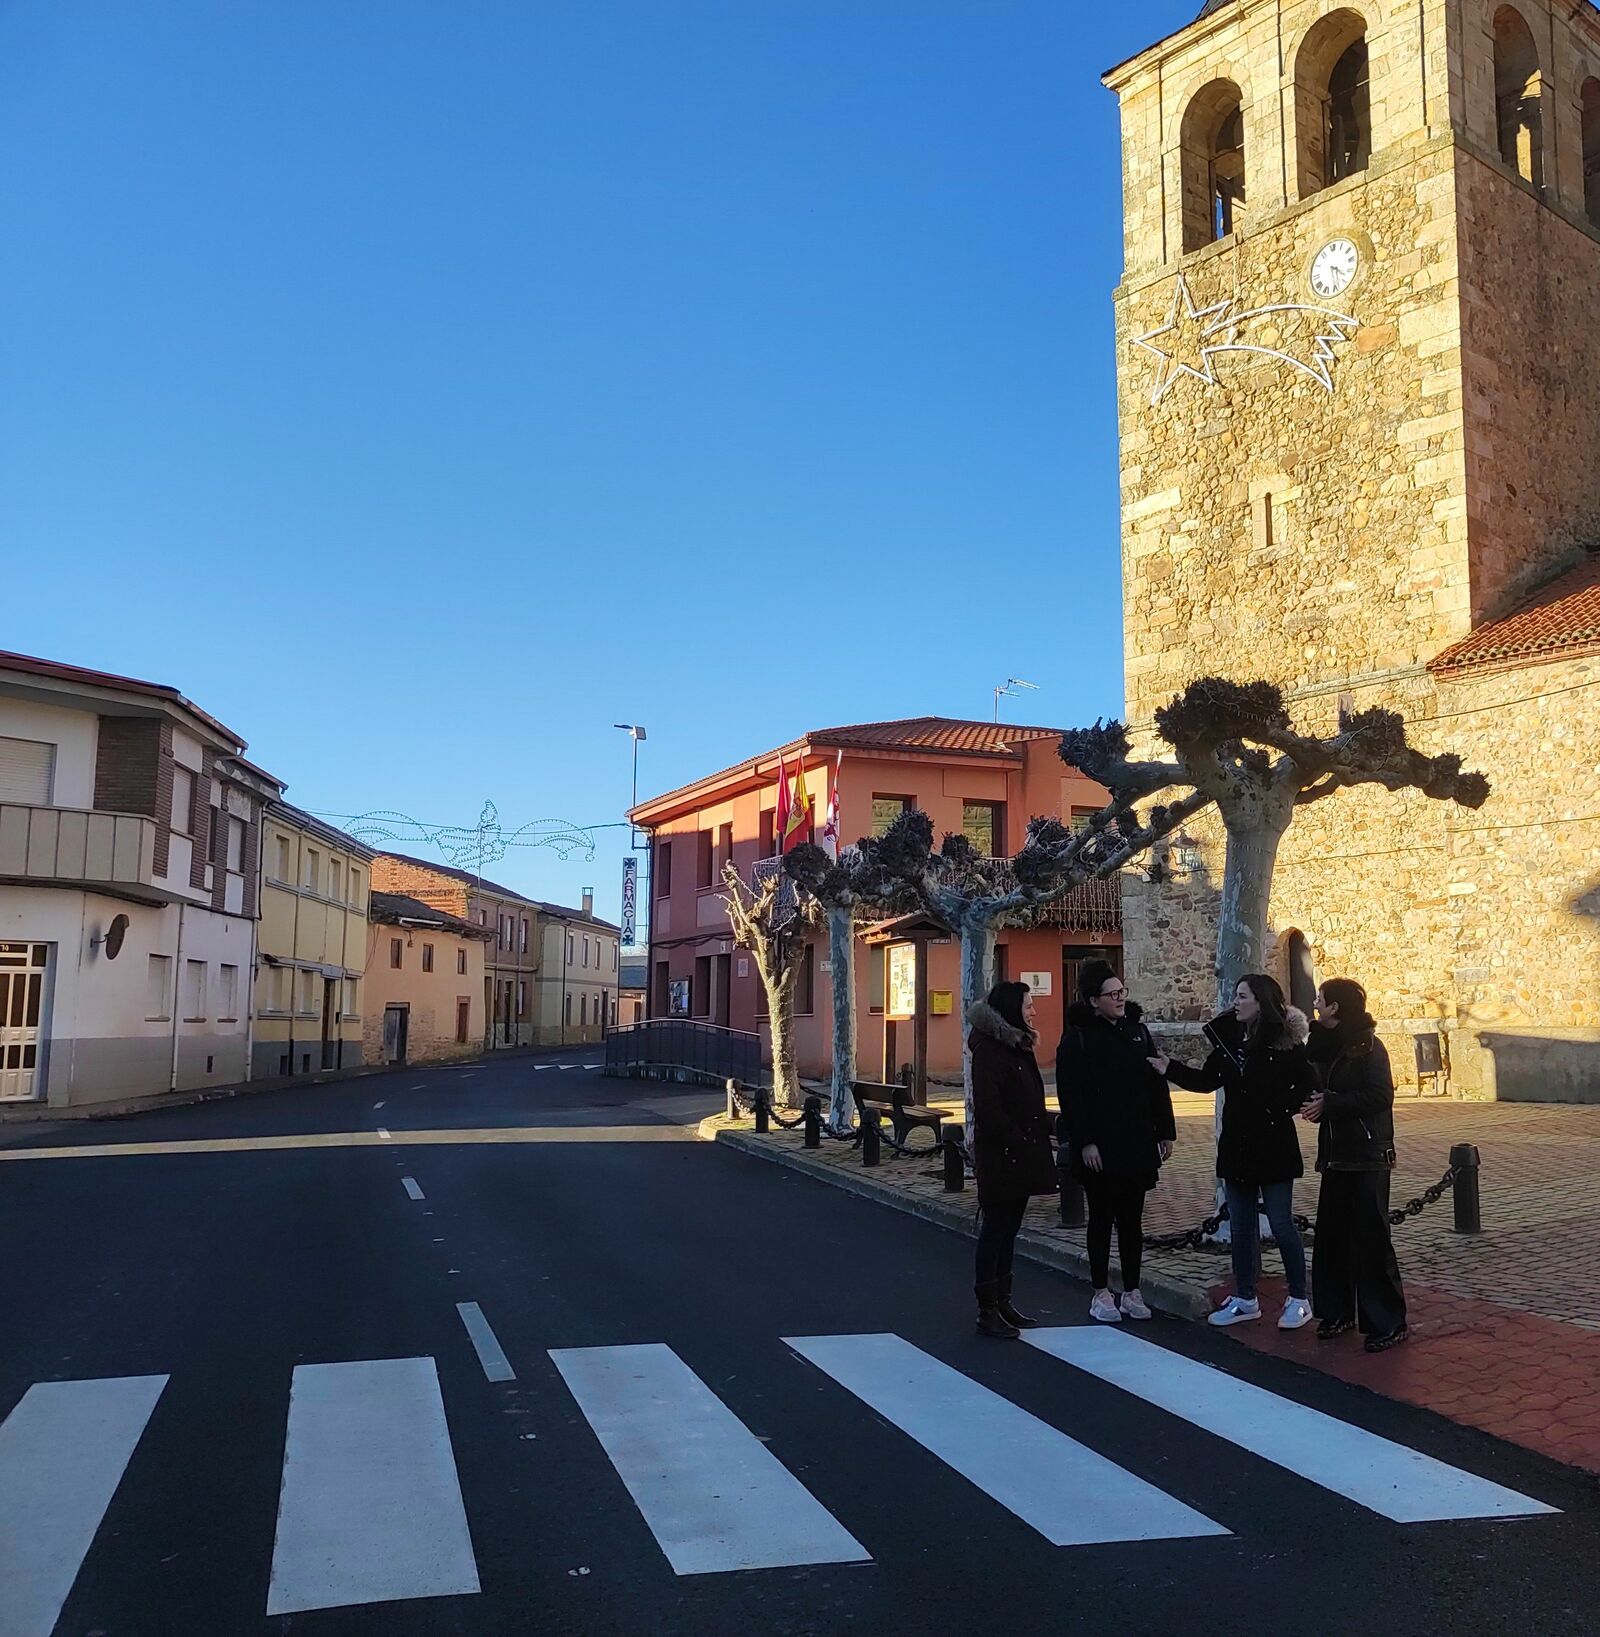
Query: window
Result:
<box><xmin>343</xmin><ymin>977</ymin><xmax>359</xmax><ymax>1015</ymax></box>
<box><xmin>227</xmin><ymin>818</ymin><xmax>245</xmax><ymax>874</ymax></box>
<box><xmin>870</xmin><ymin>795</ymin><xmax>912</xmax><ymax>837</ymax></box>
<box><xmin>422</xmin><ymin>943</ymin><xmax>434</xmax><ymax>973</ymax></box>
<box><xmin>583</xmin><ymin>935</ymin><xmax>591</xmax><ymax>968</ymax></box>
<box><xmin>1180</xmin><ymin>79</ymin><xmax>1245</xmax><ymax>250</ymax></box>
<box><xmin>499</xmin><ymin>913</ymin><xmax>509</xmax><ymax>949</ymax></box>
<box><xmin>348</xmin><ymin>866</ymin><xmax>363</xmax><ymax>907</ymax></box>
<box><xmin>1583</xmin><ymin>79</ymin><xmax>1600</xmax><ymax>228</ymax></box>
<box><xmin>183</xmin><ymin>959</ymin><xmax>206</xmax><ymax>1021</ymax></box>
<box><xmin>171</xmin><ymin>765</ymin><xmax>195</xmax><ymax>836</ymax></box>
<box><xmin>274</xmin><ymin>966</ymin><xmax>292</xmax><ymax>1012</ymax></box>
<box><xmin>1069</xmin><ymin>806</ymin><xmax>1099</xmax><ymax>836</ymax></box>
<box><xmin>390</xmin><ymin>937</ymin><xmax>403</xmax><ymax>969</ymax></box>
<box><xmin>565</xmin><ymin>992</ymin><xmax>573</xmax><ymax>1024</ymax></box>
<box><xmin>611</xmin><ymin>943</ymin><xmax>617</xmax><ymax>971</ymax></box>
<box><xmin>219</xmin><ymin>964</ymin><xmax>239</xmax><ymax>1020</ymax></box>
<box><xmin>693</xmin><ymin>955</ymin><xmax>712</xmax><ymax>1017</ymax></box>
<box><xmin>580</xmin><ymin>993</ymin><xmax>588</xmax><ymax>1026</ymax></box>
<box><xmin>146</xmin><ymin>954</ymin><xmax>172</xmax><ymax>1019</ymax></box>
<box><xmin>273</xmin><ymin>833</ymin><xmax>292</xmax><ymax>882</ymax></box>
<box><xmin>303</xmin><ymin>846</ymin><xmax>320</xmax><ymax>892</ymax></box>
<box><xmin>0</xmin><ymin>735</ymin><xmax>55</xmax><ymax>803</ymax></box>
<box><xmin>797</xmin><ymin>943</ymin><xmax>816</xmax><ymax>1016</ymax></box>
<box><xmin>517</xmin><ymin>980</ymin><xmax>527</xmax><ymax>1015</ymax></box>
<box><xmin>962</xmin><ymin>801</ymin><xmax>1004</xmax><ymax>858</ymax></box>
<box><xmin>567</xmin><ymin>931</ymin><xmax>575</xmax><ymax>963</ymax></box>
<box><xmin>327</xmin><ymin>858</ymin><xmax>341</xmax><ymax>900</ymax></box>
<box><xmin>697</xmin><ymin>829</ymin><xmax>715</xmax><ymax>889</ymax></box>
<box><xmin>758</xmin><ymin>807</ymin><xmax>775</xmax><ymax>857</ymax></box>
<box><xmin>299</xmin><ymin>970</ymin><xmax>317</xmax><ymax>1014</ymax></box>
<box><xmin>1495</xmin><ymin>6</ymin><xmax>1544</xmax><ymax>188</ymax></box>
<box><xmin>656</xmin><ymin>840</ymin><xmax>673</xmax><ymax>896</ymax></box>
<box><xmin>1292</xmin><ymin>13</ymin><xmax>1370</xmax><ymax>199</ymax></box>
<box><xmin>457</xmin><ymin>947</ymin><xmax>468</xmax><ymax>975</ymax></box>
<box><xmin>520</xmin><ymin>917</ymin><xmax>529</xmax><ymax>953</ymax></box>
<box><xmin>456</xmin><ymin>997</ymin><xmax>471</xmax><ymax>1043</ymax></box>
<box><xmin>717</xmin><ymin>822</ymin><xmax>734</xmax><ymax>875</ymax></box>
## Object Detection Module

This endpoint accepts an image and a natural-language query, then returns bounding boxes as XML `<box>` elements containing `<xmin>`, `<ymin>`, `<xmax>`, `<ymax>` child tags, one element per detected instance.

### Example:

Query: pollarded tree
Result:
<box><xmin>1061</xmin><ymin>676</ymin><xmax>1491</xmax><ymax>1008</ymax></box>
<box><xmin>784</xmin><ymin>840</ymin><xmax>917</xmax><ymax>1132</ymax></box>
<box><xmin>720</xmin><ymin>859</ymin><xmax>821</xmax><ymax>1109</ymax></box>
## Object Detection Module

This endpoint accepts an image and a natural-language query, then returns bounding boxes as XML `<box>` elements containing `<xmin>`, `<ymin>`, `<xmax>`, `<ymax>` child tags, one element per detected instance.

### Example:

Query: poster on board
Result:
<box><xmin>886</xmin><ymin>943</ymin><xmax>917</xmax><ymax>1020</ymax></box>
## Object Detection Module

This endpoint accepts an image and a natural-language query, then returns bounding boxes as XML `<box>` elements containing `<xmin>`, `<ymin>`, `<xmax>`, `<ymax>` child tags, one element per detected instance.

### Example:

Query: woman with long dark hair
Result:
<box><xmin>968</xmin><ymin>980</ymin><xmax>1058</xmax><ymax>1339</ymax></box>
<box><xmin>1057</xmin><ymin>959</ymin><xmax>1175</xmax><ymax>1323</ymax></box>
<box><xmin>1302</xmin><ymin>977</ymin><xmax>1408</xmax><ymax>1351</ymax></box>
<box><xmin>1150</xmin><ymin>973</ymin><xmax>1315</xmax><ymax>1329</ymax></box>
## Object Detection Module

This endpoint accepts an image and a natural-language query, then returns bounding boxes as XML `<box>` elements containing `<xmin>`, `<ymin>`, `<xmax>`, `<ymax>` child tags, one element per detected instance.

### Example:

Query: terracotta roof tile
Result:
<box><xmin>808</xmin><ymin>716</ymin><xmax>1061</xmax><ymax>756</ymax></box>
<box><xmin>1430</xmin><ymin>557</ymin><xmax>1600</xmax><ymax>677</ymax></box>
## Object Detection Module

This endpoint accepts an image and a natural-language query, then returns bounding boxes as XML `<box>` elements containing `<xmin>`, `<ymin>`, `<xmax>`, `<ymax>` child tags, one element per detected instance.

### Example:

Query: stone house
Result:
<box><xmin>1107</xmin><ymin>0</ymin><xmax>1600</xmax><ymax>1098</ymax></box>
<box><xmin>364</xmin><ymin>892</ymin><xmax>493</xmax><ymax>1066</ymax></box>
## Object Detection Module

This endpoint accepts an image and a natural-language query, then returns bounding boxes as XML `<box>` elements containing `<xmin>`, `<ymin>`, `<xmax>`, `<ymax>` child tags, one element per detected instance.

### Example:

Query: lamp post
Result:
<box><xmin>614</xmin><ymin>724</ymin><xmax>647</xmax><ymax>821</ymax></box>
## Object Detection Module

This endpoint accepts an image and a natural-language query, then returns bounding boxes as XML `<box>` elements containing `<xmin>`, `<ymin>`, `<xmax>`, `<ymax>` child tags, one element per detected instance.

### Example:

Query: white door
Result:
<box><xmin>0</xmin><ymin>941</ymin><xmax>48</xmax><ymax>1100</ymax></box>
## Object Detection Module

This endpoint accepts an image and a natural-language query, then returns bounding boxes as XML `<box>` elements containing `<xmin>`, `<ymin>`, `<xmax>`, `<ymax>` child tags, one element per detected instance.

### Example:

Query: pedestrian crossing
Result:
<box><xmin>0</xmin><ymin>1329</ymin><xmax>1558</xmax><ymax>1632</ymax></box>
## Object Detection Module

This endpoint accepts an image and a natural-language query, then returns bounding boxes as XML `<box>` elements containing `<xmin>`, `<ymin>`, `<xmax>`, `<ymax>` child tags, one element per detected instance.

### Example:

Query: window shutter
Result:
<box><xmin>0</xmin><ymin>737</ymin><xmax>55</xmax><ymax>804</ymax></box>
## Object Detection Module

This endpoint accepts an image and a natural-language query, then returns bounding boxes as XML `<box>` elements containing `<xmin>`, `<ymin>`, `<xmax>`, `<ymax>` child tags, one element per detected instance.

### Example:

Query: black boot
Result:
<box><xmin>998</xmin><ymin>1275</ymin><xmax>1038</xmax><ymax>1329</ymax></box>
<box><xmin>975</xmin><ymin>1282</ymin><xmax>1019</xmax><ymax>1339</ymax></box>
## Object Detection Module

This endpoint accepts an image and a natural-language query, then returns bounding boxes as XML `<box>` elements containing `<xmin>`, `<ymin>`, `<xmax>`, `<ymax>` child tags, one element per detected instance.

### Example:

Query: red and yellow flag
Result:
<box><xmin>781</xmin><ymin>758</ymin><xmax>814</xmax><ymax>854</ymax></box>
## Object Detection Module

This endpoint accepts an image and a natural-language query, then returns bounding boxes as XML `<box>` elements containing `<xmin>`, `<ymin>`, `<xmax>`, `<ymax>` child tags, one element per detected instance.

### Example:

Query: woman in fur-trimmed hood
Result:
<box><xmin>1151</xmin><ymin>974</ymin><xmax>1316</xmax><ymax>1332</ymax></box>
<box><xmin>967</xmin><ymin>981</ymin><xmax>1057</xmax><ymax>1339</ymax></box>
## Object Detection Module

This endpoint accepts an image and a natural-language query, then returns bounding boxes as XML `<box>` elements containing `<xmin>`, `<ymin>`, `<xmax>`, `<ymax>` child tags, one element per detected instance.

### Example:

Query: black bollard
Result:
<box><xmin>942</xmin><ymin>1130</ymin><xmax>966</xmax><ymax>1193</ymax></box>
<box><xmin>754</xmin><ymin>1089</ymin><xmax>770</xmax><ymax>1135</ymax></box>
<box><xmin>1055</xmin><ymin>1113</ymin><xmax>1085</xmax><ymax>1226</ymax></box>
<box><xmin>862</xmin><ymin>1110</ymin><xmax>881</xmax><ymax>1167</ymax></box>
<box><xmin>803</xmin><ymin>1095</ymin><xmax>822</xmax><ymax>1149</ymax></box>
<box><xmin>1449</xmin><ymin>1141</ymin><xmax>1481</xmax><ymax>1234</ymax></box>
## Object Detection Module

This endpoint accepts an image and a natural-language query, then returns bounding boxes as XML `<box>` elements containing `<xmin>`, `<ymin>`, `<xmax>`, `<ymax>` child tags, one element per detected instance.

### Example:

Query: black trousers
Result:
<box><xmin>975</xmin><ymin>1197</ymin><xmax>1029</xmax><ymax>1287</ymax></box>
<box><xmin>1083</xmin><ymin>1173</ymin><xmax>1147</xmax><ymax>1292</ymax></box>
<box><xmin>1313</xmin><ymin>1169</ymin><xmax>1408</xmax><ymax>1335</ymax></box>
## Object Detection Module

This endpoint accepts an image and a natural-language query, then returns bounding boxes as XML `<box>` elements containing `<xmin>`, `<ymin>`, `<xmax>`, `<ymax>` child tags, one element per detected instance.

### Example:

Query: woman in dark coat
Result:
<box><xmin>1056</xmin><ymin>959</ymin><xmax>1175</xmax><ymax>1323</ymax></box>
<box><xmin>1149</xmin><ymin>973</ymin><xmax>1316</xmax><ymax>1331</ymax></box>
<box><xmin>1302</xmin><ymin>977</ymin><xmax>1408</xmax><ymax>1351</ymax></box>
<box><xmin>969</xmin><ymin>980</ymin><xmax>1058</xmax><ymax>1339</ymax></box>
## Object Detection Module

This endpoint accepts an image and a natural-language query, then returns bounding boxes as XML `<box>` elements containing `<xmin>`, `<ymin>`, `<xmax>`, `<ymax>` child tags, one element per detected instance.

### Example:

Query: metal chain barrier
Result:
<box><xmin>1388</xmin><ymin>1164</ymin><xmax>1457</xmax><ymax>1225</ymax></box>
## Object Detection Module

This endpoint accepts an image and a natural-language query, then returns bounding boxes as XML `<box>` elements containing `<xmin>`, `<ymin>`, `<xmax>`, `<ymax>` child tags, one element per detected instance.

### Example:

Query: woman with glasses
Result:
<box><xmin>1057</xmin><ymin>959</ymin><xmax>1176</xmax><ymax>1323</ymax></box>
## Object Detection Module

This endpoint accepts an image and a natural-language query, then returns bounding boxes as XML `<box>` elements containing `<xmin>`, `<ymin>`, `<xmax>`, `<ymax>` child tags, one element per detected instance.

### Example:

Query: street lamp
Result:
<box><xmin>992</xmin><ymin>677</ymin><xmax>1040</xmax><ymax>722</ymax></box>
<box><xmin>614</xmin><ymin>724</ymin><xmax>647</xmax><ymax>822</ymax></box>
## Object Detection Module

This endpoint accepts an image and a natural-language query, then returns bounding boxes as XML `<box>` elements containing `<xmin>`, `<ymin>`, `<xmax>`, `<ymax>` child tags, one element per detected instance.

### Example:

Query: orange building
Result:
<box><xmin>628</xmin><ymin>718</ymin><xmax>1121</xmax><ymax>1078</ymax></box>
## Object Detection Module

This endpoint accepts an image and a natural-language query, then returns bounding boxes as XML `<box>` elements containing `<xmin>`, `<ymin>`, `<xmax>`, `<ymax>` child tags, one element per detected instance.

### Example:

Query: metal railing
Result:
<box><xmin>605</xmin><ymin>1018</ymin><xmax>763</xmax><ymax>1085</ymax></box>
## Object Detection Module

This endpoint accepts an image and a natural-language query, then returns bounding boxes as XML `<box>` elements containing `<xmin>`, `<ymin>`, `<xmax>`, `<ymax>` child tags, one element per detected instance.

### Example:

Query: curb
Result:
<box><xmin>696</xmin><ymin>1119</ymin><xmax>1213</xmax><ymax>1322</ymax></box>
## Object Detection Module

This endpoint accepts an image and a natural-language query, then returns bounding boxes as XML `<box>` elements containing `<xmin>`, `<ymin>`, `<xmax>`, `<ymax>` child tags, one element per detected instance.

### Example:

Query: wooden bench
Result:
<box><xmin>851</xmin><ymin>1080</ymin><xmax>951</xmax><ymax>1151</ymax></box>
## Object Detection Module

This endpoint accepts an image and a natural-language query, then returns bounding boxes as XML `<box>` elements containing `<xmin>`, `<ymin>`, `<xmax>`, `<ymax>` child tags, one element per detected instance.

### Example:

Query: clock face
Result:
<box><xmin>1310</xmin><ymin>238</ymin><xmax>1359</xmax><ymax>300</ymax></box>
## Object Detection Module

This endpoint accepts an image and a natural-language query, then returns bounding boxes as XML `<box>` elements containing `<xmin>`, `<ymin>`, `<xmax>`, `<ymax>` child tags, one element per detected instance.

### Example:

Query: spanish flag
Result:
<box><xmin>780</xmin><ymin>754</ymin><xmax>814</xmax><ymax>855</ymax></box>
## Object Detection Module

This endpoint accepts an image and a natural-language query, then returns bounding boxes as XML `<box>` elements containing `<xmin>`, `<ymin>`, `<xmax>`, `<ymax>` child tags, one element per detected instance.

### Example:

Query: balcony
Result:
<box><xmin>0</xmin><ymin>804</ymin><xmax>167</xmax><ymax>904</ymax></box>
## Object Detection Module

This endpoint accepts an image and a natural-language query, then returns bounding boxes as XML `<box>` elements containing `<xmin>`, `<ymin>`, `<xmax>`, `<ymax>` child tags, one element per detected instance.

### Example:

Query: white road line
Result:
<box><xmin>401</xmin><ymin>1177</ymin><xmax>425</xmax><ymax>1201</ymax></box>
<box><xmin>373</xmin><ymin>1101</ymin><xmax>385</xmax><ymax>1110</ymax></box>
<box><xmin>376</xmin><ymin>1128</ymin><xmax>391</xmax><ymax>1141</ymax></box>
<box><xmin>550</xmin><ymin>1343</ymin><xmax>869</xmax><ymax>1575</ymax></box>
<box><xmin>456</xmin><ymin>1303</ymin><xmax>516</xmax><ymax>1383</ymax></box>
<box><xmin>1023</xmin><ymin>1328</ymin><xmax>1556</xmax><ymax>1524</ymax></box>
<box><xmin>0</xmin><ymin>1374</ymin><xmax>169</xmax><ymax>1637</ymax></box>
<box><xmin>410</xmin><ymin>1084</ymin><xmax>426</xmax><ymax>1090</ymax></box>
<box><xmin>266</xmin><ymin>1357</ymin><xmax>480</xmax><ymax>1615</ymax></box>
<box><xmin>786</xmin><ymin>1333</ymin><xmax>1227</xmax><ymax>1547</ymax></box>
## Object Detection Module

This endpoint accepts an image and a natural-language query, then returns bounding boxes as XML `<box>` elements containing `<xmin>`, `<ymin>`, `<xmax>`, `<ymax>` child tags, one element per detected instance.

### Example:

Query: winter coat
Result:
<box><xmin>968</xmin><ymin>1001</ymin><xmax>1058</xmax><ymax>1207</ymax></box>
<box><xmin>1055</xmin><ymin>1000</ymin><xmax>1176</xmax><ymax>1188</ymax></box>
<box><xmin>1163</xmin><ymin>1008</ymin><xmax>1315</xmax><ymax>1185</ymax></box>
<box><xmin>1307</xmin><ymin>1016</ymin><xmax>1397</xmax><ymax>1172</ymax></box>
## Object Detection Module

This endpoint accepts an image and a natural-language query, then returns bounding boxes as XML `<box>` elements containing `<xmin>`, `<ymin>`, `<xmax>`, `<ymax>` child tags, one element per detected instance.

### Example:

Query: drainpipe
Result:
<box><xmin>168</xmin><ymin>902</ymin><xmax>185</xmax><ymax>1093</ymax></box>
<box><xmin>561</xmin><ymin>916</ymin><xmax>569</xmax><ymax>1046</ymax></box>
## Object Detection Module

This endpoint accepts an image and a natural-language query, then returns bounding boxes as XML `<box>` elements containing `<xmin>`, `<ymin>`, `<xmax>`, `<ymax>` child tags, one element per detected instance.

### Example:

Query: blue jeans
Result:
<box><xmin>1224</xmin><ymin>1180</ymin><xmax>1307</xmax><ymax>1301</ymax></box>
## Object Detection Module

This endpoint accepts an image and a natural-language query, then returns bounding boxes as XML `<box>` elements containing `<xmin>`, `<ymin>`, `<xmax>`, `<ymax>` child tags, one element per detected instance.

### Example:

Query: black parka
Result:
<box><xmin>1055</xmin><ymin>1000</ymin><xmax>1176</xmax><ymax>1188</ymax></box>
<box><xmin>1163</xmin><ymin>1008</ymin><xmax>1315</xmax><ymax>1185</ymax></box>
<box><xmin>968</xmin><ymin>1001</ymin><xmax>1057</xmax><ymax>1207</ymax></box>
<box><xmin>1307</xmin><ymin>1017</ymin><xmax>1397</xmax><ymax>1172</ymax></box>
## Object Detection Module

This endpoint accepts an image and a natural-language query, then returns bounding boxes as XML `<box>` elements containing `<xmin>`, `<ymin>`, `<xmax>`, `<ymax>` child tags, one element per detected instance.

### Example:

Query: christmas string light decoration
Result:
<box><xmin>316</xmin><ymin>801</ymin><xmax>601</xmax><ymax>870</ymax></box>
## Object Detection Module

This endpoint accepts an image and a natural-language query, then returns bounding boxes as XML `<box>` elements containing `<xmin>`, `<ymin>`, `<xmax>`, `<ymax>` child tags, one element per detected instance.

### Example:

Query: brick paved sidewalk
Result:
<box><xmin>702</xmin><ymin>1093</ymin><xmax>1600</xmax><ymax>1473</ymax></box>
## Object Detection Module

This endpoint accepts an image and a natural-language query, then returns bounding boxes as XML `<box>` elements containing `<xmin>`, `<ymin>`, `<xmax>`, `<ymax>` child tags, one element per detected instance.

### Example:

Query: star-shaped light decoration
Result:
<box><xmin>1130</xmin><ymin>274</ymin><xmax>1232</xmax><ymax>403</ymax></box>
<box><xmin>1130</xmin><ymin>272</ymin><xmax>1359</xmax><ymax>407</ymax></box>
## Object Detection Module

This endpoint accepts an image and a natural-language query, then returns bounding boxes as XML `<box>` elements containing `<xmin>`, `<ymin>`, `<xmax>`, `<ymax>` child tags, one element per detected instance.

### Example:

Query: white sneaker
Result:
<box><xmin>1089</xmin><ymin>1289</ymin><xmax>1124</xmax><ymax>1323</ymax></box>
<box><xmin>1120</xmin><ymin>1289</ymin><xmax>1152</xmax><ymax>1321</ymax></box>
<box><xmin>1208</xmin><ymin>1296</ymin><xmax>1261</xmax><ymax>1327</ymax></box>
<box><xmin>1278</xmin><ymin>1297</ymin><xmax>1313</xmax><ymax>1331</ymax></box>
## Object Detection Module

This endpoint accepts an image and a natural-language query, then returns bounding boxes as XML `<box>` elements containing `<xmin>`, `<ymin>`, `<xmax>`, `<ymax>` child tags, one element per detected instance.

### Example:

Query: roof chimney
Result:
<box><xmin>582</xmin><ymin>887</ymin><xmax>594</xmax><ymax>919</ymax></box>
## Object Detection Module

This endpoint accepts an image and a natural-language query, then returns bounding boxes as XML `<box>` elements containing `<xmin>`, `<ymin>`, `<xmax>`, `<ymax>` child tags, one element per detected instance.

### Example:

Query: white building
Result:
<box><xmin>0</xmin><ymin>650</ymin><xmax>278</xmax><ymax>1109</ymax></box>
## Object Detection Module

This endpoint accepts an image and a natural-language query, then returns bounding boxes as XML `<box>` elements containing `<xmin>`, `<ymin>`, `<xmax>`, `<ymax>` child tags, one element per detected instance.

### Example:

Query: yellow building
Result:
<box><xmin>254</xmin><ymin>801</ymin><xmax>374</xmax><ymax>1078</ymax></box>
<box><xmin>364</xmin><ymin>892</ymin><xmax>493</xmax><ymax>1065</ymax></box>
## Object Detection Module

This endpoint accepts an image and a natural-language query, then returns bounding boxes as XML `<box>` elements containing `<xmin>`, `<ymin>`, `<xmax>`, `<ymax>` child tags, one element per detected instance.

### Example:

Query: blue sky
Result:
<box><xmin>1</xmin><ymin>0</ymin><xmax>1199</xmax><ymax>919</ymax></box>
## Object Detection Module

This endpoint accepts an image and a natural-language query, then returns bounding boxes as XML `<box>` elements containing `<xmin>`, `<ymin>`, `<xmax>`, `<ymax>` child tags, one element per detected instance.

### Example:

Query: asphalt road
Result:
<box><xmin>2</xmin><ymin>1049</ymin><xmax>1596</xmax><ymax>1637</ymax></box>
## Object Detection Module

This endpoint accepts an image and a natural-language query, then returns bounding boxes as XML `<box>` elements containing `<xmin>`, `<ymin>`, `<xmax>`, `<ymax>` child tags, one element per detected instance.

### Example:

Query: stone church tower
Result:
<box><xmin>1106</xmin><ymin>0</ymin><xmax>1600</xmax><ymax>1099</ymax></box>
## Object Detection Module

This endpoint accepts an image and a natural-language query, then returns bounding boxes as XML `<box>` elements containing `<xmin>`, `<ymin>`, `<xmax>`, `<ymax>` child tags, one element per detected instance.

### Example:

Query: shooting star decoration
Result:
<box><xmin>1132</xmin><ymin>273</ymin><xmax>1359</xmax><ymax>406</ymax></box>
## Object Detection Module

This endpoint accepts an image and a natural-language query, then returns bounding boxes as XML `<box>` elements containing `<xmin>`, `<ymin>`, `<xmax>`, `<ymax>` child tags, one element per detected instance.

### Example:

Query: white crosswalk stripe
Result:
<box><xmin>0</xmin><ymin>1374</ymin><xmax>168</xmax><ymax>1637</ymax></box>
<box><xmin>785</xmin><ymin>1332</ymin><xmax>1228</xmax><ymax>1546</ymax></box>
<box><xmin>266</xmin><ymin>1357</ymin><xmax>481</xmax><ymax>1615</ymax></box>
<box><xmin>551</xmin><ymin>1342</ymin><xmax>870</xmax><ymax>1574</ymax></box>
<box><xmin>1024</xmin><ymin>1328</ymin><xmax>1557</xmax><ymax>1523</ymax></box>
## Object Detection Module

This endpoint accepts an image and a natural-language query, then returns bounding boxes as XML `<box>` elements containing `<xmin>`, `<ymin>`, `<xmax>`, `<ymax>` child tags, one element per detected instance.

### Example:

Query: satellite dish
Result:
<box><xmin>104</xmin><ymin>914</ymin><xmax>130</xmax><ymax>960</ymax></box>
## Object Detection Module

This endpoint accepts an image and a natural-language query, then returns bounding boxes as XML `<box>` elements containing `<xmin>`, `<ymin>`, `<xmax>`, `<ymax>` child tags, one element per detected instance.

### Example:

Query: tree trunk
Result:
<box><xmin>826</xmin><ymin>904</ymin><xmax>856</xmax><ymax>1131</ymax></box>
<box><xmin>959</xmin><ymin>918</ymin><xmax>997</xmax><ymax>1140</ymax></box>
<box><xmin>766</xmin><ymin>964</ymin><xmax>802</xmax><ymax>1109</ymax></box>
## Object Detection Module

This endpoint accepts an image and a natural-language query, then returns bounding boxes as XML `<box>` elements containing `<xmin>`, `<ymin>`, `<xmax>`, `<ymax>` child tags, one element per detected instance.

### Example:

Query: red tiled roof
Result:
<box><xmin>1430</xmin><ymin>557</ymin><xmax>1600</xmax><ymax>677</ymax></box>
<box><xmin>0</xmin><ymin>648</ymin><xmax>246</xmax><ymax>748</ymax></box>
